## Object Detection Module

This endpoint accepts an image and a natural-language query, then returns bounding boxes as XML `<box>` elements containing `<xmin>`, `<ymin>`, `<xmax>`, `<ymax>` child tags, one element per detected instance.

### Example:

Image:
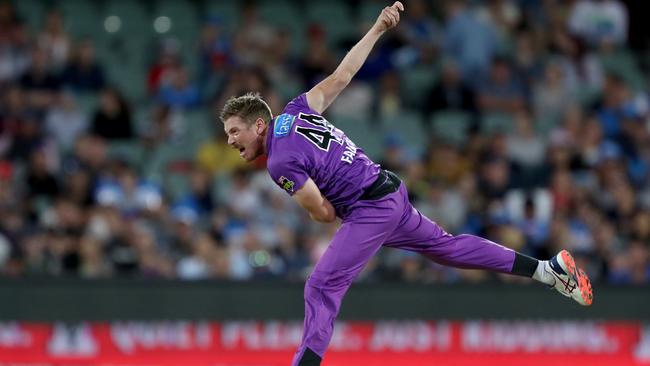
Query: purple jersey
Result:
<box><xmin>266</xmin><ymin>94</ymin><xmax>381</xmax><ymax>216</ymax></box>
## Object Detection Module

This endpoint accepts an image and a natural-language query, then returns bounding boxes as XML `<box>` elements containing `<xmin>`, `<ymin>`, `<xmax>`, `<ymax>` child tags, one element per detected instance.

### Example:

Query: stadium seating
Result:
<box><xmin>14</xmin><ymin>0</ymin><xmax>44</xmax><ymax>32</ymax></box>
<box><xmin>399</xmin><ymin>65</ymin><xmax>439</xmax><ymax>109</ymax></box>
<box><xmin>481</xmin><ymin>112</ymin><xmax>515</xmax><ymax>135</ymax></box>
<box><xmin>429</xmin><ymin>110</ymin><xmax>473</xmax><ymax>146</ymax></box>
<box><xmin>332</xmin><ymin>114</ymin><xmax>383</xmax><ymax>160</ymax></box>
<box><xmin>59</xmin><ymin>0</ymin><xmax>103</xmax><ymax>39</ymax></box>
<box><xmin>305</xmin><ymin>1</ymin><xmax>356</xmax><ymax>47</ymax></box>
<box><xmin>381</xmin><ymin>111</ymin><xmax>428</xmax><ymax>156</ymax></box>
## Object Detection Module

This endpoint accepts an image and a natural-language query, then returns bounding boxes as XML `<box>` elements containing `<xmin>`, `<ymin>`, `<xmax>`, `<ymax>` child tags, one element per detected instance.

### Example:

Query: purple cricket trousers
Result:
<box><xmin>291</xmin><ymin>183</ymin><xmax>516</xmax><ymax>365</ymax></box>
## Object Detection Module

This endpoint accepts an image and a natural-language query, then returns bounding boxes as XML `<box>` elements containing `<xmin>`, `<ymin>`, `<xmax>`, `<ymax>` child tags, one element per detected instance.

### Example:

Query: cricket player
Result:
<box><xmin>220</xmin><ymin>2</ymin><xmax>593</xmax><ymax>365</ymax></box>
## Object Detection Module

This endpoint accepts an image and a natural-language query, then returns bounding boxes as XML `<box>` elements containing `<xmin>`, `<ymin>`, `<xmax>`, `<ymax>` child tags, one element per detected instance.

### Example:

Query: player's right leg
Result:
<box><xmin>292</xmin><ymin>190</ymin><xmax>405</xmax><ymax>366</ymax></box>
<box><xmin>382</xmin><ymin>185</ymin><xmax>592</xmax><ymax>306</ymax></box>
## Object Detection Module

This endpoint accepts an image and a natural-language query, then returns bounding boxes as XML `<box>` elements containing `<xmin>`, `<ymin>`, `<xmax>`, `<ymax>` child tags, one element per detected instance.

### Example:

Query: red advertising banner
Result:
<box><xmin>0</xmin><ymin>321</ymin><xmax>648</xmax><ymax>366</ymax></box>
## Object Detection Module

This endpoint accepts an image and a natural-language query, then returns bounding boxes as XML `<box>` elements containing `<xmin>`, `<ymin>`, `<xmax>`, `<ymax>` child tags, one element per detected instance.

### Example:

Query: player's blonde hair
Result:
<box><xmin>219</xmin><ymin>92</ymin><xmax>273</xmax><ymax>126</ymax></box>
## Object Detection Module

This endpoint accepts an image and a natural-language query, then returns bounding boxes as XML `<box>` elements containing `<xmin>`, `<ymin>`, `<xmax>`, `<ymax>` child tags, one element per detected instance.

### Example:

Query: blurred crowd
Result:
<box><xmin>0</xmin><ymin>0</ymin><xmax>648</xmax><ymax>284</ymax></box>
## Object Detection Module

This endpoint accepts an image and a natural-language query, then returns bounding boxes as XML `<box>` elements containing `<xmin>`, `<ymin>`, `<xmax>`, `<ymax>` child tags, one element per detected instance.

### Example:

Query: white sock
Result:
<box><xmin>532</xmin><ymin>260</ymin><xmax>554</xmax><ymax>286</ymax></box>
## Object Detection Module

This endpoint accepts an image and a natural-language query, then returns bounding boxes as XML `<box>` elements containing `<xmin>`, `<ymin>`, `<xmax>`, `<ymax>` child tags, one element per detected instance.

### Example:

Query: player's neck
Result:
<box><xmin>262</xmin><ymin>125</ymin><xmax>270</xmax><ymax>155</ymax></box>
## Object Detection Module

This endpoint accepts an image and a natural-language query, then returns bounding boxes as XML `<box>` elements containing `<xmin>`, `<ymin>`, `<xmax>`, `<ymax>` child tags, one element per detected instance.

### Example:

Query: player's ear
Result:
<box><xmin>255</xmin><ymin>117</ymin><xmax>266</xmax><ymax>134</ymax></box>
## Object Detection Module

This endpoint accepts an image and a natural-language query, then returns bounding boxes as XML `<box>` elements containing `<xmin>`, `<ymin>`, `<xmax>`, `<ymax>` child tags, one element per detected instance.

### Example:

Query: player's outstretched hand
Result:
<box><xmin>374</xmin><ymin>1</ymin><xmax>404</xmax><ymax>33</ymax></box>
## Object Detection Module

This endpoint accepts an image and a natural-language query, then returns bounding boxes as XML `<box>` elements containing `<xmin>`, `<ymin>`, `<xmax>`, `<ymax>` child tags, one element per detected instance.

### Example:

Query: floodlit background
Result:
<box><xmin>0</xmin><ymin>0</ymin><xmax>648</xmax><ymax>365</ymax></box>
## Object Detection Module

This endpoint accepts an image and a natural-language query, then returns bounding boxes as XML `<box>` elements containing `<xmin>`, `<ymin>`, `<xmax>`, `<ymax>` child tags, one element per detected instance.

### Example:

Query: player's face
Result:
<box><xmin>224</xmin><ymin>116</ymin><xmax>265</xmax><ymax>162</ymax></box>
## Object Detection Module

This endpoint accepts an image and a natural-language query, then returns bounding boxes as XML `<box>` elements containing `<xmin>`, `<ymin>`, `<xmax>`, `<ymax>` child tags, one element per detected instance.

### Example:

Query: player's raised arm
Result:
<box><xmin>305</xmin><ymin>1</ymin><xmax>404</xmax><ymax>114</ymax></box>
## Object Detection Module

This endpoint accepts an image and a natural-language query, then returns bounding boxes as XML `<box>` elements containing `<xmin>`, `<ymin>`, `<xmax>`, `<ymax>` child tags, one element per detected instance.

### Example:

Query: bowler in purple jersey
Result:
<box><xmin>219</xmin><ymin>2</ymin><xmax>593</xmax><ymax>365</ymax></box>
<box><xmin>267</xmin><ymin>93</ymin><xmax>381</xmax><ymax>218</ymax></box>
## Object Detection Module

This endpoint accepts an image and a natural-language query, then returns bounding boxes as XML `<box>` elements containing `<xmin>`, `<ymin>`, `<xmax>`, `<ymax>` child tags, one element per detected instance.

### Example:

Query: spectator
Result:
<box><xmin>0</xmin><ymin>19</ymin><xmax>30</xmax><ymax>83</ymax></box>
<box><xmin>140</xmin><ymin>103</ymin><xmax>173</xmax><ymax>146</ymax></box>
<box><xmin>477</xmin><ymin>56</ymin><xmax>526</xmax><ymax>115</ymax></box>
<box><xmin>506</xmin><ymin>108</ymin><xmax>547</xmax><ymax>187</ymax></box>
<box><xmin>375</xmin><ymin>70</ymin><xmax>403</xmax><ymax>120</ymax></box>
<box><xmin>98</xmin><ymin>207</ymin><xmax>136</xmax><ymax>276</ymax></box>
<box><xmin>69</xmin><ymin>134</ymin><xmax>109</xmax><ymax>178</ymax></box>
<box><xmin>25</xmin><ymin>147</ymin><xmax>59</xmax><ymax>200</ymax></box>
<box><xmin>90</xmin><ymin>88</ymin><xmax>133</xmax><ymax>140</ymax></box>
<box><xmin>94</xmin><ymin>163</ymin><xmax>162</xmax><ymax>215</ymax></box>
<box><xmin>443</xmin><ymin>0</ymin><xmax>498</xmax><ymax>83</ymax></box>
<box><xmin>217</xmin><ymin>67</ymin><xmax>282</xmax><ymax>119</ymax></box>
<box><xmin>424</xmin><ymin>58</ymin><xmax>476</xmax><ymax>115</ymax></box>
<box><xmin>631</xmin><ymin>211</ymin><xmax>650</xmax><ymax>243</ymax></box>
<box><xmin>61</xmin><ymin>39</ymin><xmax>105</xmax><ymax>92</ymax></box>
<box><xmin>37</xmin><ymin>9</ymin><xmax>70</xmax><ymax>70</ymax></box>
<box><xmin>128</xmin><ymin>223</ymin><xmax>174</xmax><ymax>278</ymax></box>
<box><xmin>264</xmin><ymin>29</ymin><xmax>300</xmax><ymax>95</ymax></box>
<box><xmin>0</xmin><ymin>85</ymin><xmax>28</xmax><ymax>156</ymax></box>
<box><xmin>479</xmin><ymin>154</ymin><xmax>512</xmax><ymax>200</ymax></box>
<box><xmin>177</xmin><ymin>233</ymin><xmax>217</xmax><ymax>280</ymax></box>
<box><xmin>45</xmin><ymin>92</ymin><xmax>88</xmax><ymax>151</ymax></box>
<box><xmin>549</xmin><ymin>168</ymin><xmax>576</xmax><ymax>214</ymax></box>
<box><xmin>512</xmin><ymin>29</ymin><xmax>544</xmax><ymax>91</ymax></box>
<box><xmin>533</xmin><ymin>59</ymin><xmax>575</xmax><ymax>126</ymax></box>
<box><xmin>183</xmin><ymin>167</ymin><xmax>215</xmax><ymax>214</ymax></box>
<box><xmin>226</xmin><ymin>168</ymin><xmax>260</xmax><ymax>220</ymax></box>
<box><xmin>476</xmin><ymin>0</ymin><xmax>521</xmax><ymax>43</ymax></box>
<box><xmin>395</xmin><ymin>0</ymin><xmax>440</xmax><ymax>66</ymax></box>
<box><xmin>198</xmin><ymin>16</ymin><xmax>232</xmax><ymax>96</ymax></box>
<box><xmin>147</xmin><ymin>39</ymin><xmax>181</xmax><ymax>95</ymax></box>
<box><xmin>157</xmin><ymin>66</ymin><xmax>200</xmax><ymax>109</ymax></box>
<box><xmin>196</xmin><ymin>128</ymin><xmax>246</xmax><ymax>175</ymax></box>
<box><xmin>595</xmin><ymin>73</ymin><xmax>633</xmax><ymax>139</ymax></box>
<box><xmin>416</xmin><ymin>179</ymin><xmax>467</xmax><ymax>233</ymax></box>
<box><xmin>299</xmin><ymin>24</ymin><xmax>336</xmax><ymax>89</ymax></box>
<box><xmin>576</xmin><ymin>113</ymin><xmax>604</xmax><ymax>168</ymax></box>
<box><xmin>231</xmin><ymin>0</ymin><xmax>275</xmax><ymax>66</ymax></box>
<box><xmin>426</xmin><ymin>142</ymin><xmax>472</xmax><ymax>186</ymax></box>
<box><xmin>19</xmin><ymin>47</ymin><xmax>61</xmax><ymax>111</ymax></box>
<box><xmin>609</xmin><ymin>239</ymin><xmax>649</xmax><ymax>284</ymax></box>
<box><xmin>7</xmin><ymin>113</ymin><xmax>45</xmax><ymax>162</ymax></box>
<box><xmin>61</xmin><ymin>167</ymin><xmax>93</xmax><ymax>208</ymax></box>
<box><xmin>198</xmin><ymin>16</ymin><xmax>231</xmax><ymax>75</ymax></box>
<box><xmin>514</xmin><ymin>196</ymin><xmax>551</xmax><ymax>258</ymax></box>
<box><xmin>568</xmin><ymin>0</ymin><xmax>628</xmax><ymax>47</ymax></box>
<box><xmin>378</xmin><ymin>134</ymin><xmax>408</xmax><ymax>175</ymax></box>
<box><xmin>19</xmin><ymin>230</ymin><xmax>48</xmax><ymax>275</ymax></box>
<box><xmin>78</xmin><ymin>236</ymin><xmax>112</xmax><ymax>278</ymax></box>
<box><xmin>0</xmin><ymin>1</ymin><xmax>20</xmax><ymax>40</ymax></box>
<box><xmin>168</xmin><ymin>201</ymin><xmax>200</xmax><ymax>260</ymax></box>
<box><xmin>551</xmin><ymin>29</ymin><xmax>604</xmax><ymax>94</ymax></box>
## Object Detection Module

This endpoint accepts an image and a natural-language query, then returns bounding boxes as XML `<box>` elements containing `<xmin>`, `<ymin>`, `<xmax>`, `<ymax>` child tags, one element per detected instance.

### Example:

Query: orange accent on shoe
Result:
<box><xmin>560</xmin><ymin>250</ymin><xmax>593</xmax><ymax>306</ymax></box>
<box><xmin>577</xmin><ymin>268</ymin><xmax>593</xmax><ymax>305</ymax></box>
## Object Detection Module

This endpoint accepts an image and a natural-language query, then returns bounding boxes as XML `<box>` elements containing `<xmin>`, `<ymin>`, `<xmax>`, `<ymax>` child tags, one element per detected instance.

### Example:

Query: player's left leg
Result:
<box><xmin>383</xmin><ymin>185</ymin><xmax>593</xmax><ymax>306</ymax></box>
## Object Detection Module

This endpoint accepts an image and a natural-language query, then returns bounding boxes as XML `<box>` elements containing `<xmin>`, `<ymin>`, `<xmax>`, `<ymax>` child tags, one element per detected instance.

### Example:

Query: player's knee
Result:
<box><xmin>305</xmin><ymin>271</ymin><xmax>351</xmax><ymax>294</ymax></box>
<box><xmin>305</xmin><ymin>273</ymin><xmax>326</xmax><ymax>293</ymax></box>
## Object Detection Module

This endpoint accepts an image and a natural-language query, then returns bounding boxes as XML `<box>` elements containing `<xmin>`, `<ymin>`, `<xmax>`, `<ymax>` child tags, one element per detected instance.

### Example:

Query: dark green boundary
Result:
<box><xmin>0</xmin><ymin>279</ymin><xmax>646</xmax><ymax>321</ymax></box>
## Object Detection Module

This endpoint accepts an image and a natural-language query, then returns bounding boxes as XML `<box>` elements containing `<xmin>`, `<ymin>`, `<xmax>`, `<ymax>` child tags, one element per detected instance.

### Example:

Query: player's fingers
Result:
<box><xmin>386</xmin><ymin>8</ymin><xmax>399</xmax><ymax>22</ymax></box>
<box><xmin>386</xmin><ymin>7</ymin><xmax>399</xmax><ymax>18</ymax></box>
<box><xmin>392</xmin><ymin>9</ymin><xmax>399</xmax><ymax>25</ymax></box>
<box><xmin>383</xmin><ymin>7</ymin><xmax>397</xmax><ymax>26</ymax></box>
<box><xmin>388</xmin><ymin>7</ymin><xmax>400</xmax><ymax>24</ymax></box>
<box><xmin>380</xmin><ymin>8</ymin><xmax>392</xmax><ymax>25</ymax></box>
<box><xmin>392</xmin><ymin>1</ymin><xmax>404</xmax><ymax>12</ymax></box>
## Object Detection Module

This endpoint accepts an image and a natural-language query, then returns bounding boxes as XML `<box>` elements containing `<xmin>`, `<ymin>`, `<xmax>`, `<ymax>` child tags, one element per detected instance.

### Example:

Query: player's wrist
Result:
<box><xmin>370</xmin><ymin>23</ymin><xmax>385</xmax><ymax>36</ymax></box>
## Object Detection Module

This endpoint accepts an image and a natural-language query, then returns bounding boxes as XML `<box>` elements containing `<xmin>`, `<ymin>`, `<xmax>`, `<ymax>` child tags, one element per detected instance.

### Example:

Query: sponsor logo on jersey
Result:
<box><xmin>274</xmin><ymin>114</ymin><xmax>295</xmax><ymax>137</ymax></box>
<box><xmin>277</xmin><ymin>176</ymin><xmax>295</xmax><ymax>193</ymax></box>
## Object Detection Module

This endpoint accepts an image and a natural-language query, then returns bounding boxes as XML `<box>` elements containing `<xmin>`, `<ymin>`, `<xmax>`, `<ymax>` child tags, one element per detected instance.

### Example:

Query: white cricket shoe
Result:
<box><xmin>546</xmin><ymin>250</ymin><xmax>593</xmax><ymax>306</ymax></box>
